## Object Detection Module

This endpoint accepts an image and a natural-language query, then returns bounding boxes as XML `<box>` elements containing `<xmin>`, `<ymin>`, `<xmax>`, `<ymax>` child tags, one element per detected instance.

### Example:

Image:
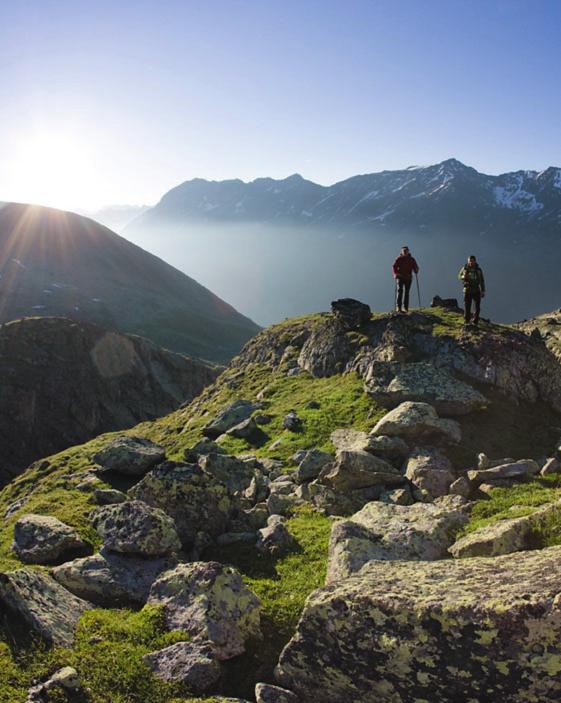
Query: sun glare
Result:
<box><xmin>10</xmin><ymin>131</ymin><xmax>97</xmax><ymax>211</ymax></box>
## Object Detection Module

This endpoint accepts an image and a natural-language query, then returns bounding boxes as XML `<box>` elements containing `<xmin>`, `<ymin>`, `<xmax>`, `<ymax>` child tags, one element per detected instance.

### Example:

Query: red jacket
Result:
<box><xmin>392</xmin><ymin>254</ymin><xmax>419</xmax><ymax>280</ymax></box>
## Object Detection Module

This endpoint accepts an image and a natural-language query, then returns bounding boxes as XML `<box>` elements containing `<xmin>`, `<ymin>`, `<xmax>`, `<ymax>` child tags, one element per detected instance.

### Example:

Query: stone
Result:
<box><xmin>448</xmin><ymin>475</ymin><xmax>473</xmax><ymax>497</ymax></box>
<box><xmin>541</xmin><ymin>457</ymin><xmax>561</xmax><ymax>476</ymax></box>
<box><xmin>226</xmin><ymin>417</ymin><xmax>259</xmax><ymax>440</ymax></box>
<box><xmin>256</xmin><ymin>516</ymin><xmax>295</xmax><ymax>556</ymax></box>
<box><xmin>199</xmin><ymin>453</ymin><xmax>256</xmax><ymax>495</ymax></box>
<box><xmin>330</xmin><ymin>429</ymin><xmax>370</xmax><ymax>452</ymax></box>
<box><xmin>405</xmin><ymin>446</ymin><xmax>455</xmax><ymax>499</ymax></box>
<box><xmin>331</xmin><ymin>298</ymin><xmax>371</xmax><ymax>329</ymax></box>
<box><xmin>12</xmin><ymin>514</ymin><xmax>88</xmax><ymax>565</ymax></box>
<box><xmin>216</xmin><ymin>532</ymin><xmax>257</xmax><ymax>546</ymax></box>
<box><xmin>327</xmin><ymin>499</ymin><xmax>469</xmax><ymax>582</ymax></box>
<box><xmin>364</xmin><ymin>434</ymin><xmax>409</xmax><ymax>463</ymax></box>
<box><xmin>184</xmin><ymin>438</ymin><xmax>226</xmax><ymax>462</ymax></box>
<box><xmin>255</xmin><ymin>683</ymin><xmax>300</xmax><ymax>703</ymax></box>
<box><xmin>143</xmin><ymin>639</ymin><xmax>221</xmax><ymax>693</ymax></box>
<box><xmin>294</xmin><ymin>449</ymin><xmax>332</xmax><ymax>484</ymax></box>
<box><xmin>267</xmin><ymin>492</ymin><xmax>300</xmax><ymax>517</ymax></box>
<box><xmin>94</xmin><ymin>436</ymin><xmax>165</xmax><ymax>476</ymax></box>
<box><xmin>379</xmin><ymin>487</ymin><xmax>413</xmax><ymax>505</ymax></box>
<box><xmin>467</xmin><ymin>459</ymin><xmax>541</xmax><ymax>485</ymax></box>
<box><xmin>27</xmin><ymin>666</ymin><xmax>81</xmax><ymax>702</ymax></box>
<box><xmin>244</xmin><ymin>504</ymin><xmax>269</xmax><ymax>530</ymax></box>
<box><xmin>276</xmin><ymin>546</ymin><xmax>561</xmax><ymax>703</ymax></box>
<box><xmin>371</xmin><ymin>401</ymin><xmax>461</xmax><ymax>444</ymax></box>
<box><xmin>364</xmin><ymin>361</ymin><xmax>487</xmax><ymax>415</ymax></box>
<box><xmin>319</xmin><ymin>450</ymin><xmax>403</xmax><ymax>492</ymax></box>
<box><xmin>308</xmin><ymin>481</ymin><xmax>383</xmax><ymax>517</ymax></box>
<box><xmin>254</xmin><ymin>413</ymin><xmax>273</xmax><ymax>425</ymax></box>
<box><xmin>283</xmin><ymin>412</ymin><xmax>302</xmax><ymax>432</ymax></box>
<box><xmin>93</xmin><ymin>488</ymin><xmax>127</xmax><ymax>505</ymax></box>
<box><xmin>431</xmin><ymin>295</ymin><xmax>461</xmax><ymax>311</ymax></box>
<box><xmin>0</xmin><ymin>569</ymin><xmax>92</xmax><ymax>646</ymax></box>
<box><xmin>91</xmin><ymin>500</ymin><xmax>181</xmax><ymax>557</ymax></box>
<box><xmin>129</xmin><ymin>461</ymin><xmax>232</xmax><ymax>547</ymax></box>
<box><xmin>52</xmin><ymin>549</ymin><xmax>175</xmax><ymax>606</ymax></box>
<box><xmin>304</xmin><ymin>400</ymin><xmax>320</xmax><ymax>409</ymax></box>
<box><xmin>147</xmin><ymin>561</ymin><xmax>261</xmax><ymax>660</ymax></box>
<box><xmin>203</xmin><ymin>400</ymin><xmax>261</xmax><ymax>438</ymax></box>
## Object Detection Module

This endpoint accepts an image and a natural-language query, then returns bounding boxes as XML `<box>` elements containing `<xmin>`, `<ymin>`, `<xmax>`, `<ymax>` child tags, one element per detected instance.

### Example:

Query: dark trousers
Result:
<box><xmin>464</xmin><ymin>290</ymin><xmax>481</xmax><ymax>322</ymax></box>
<box><xmin>396</xmin><ymin>278</ymin><xmax>412</xmax><ymax>311</ymax></box>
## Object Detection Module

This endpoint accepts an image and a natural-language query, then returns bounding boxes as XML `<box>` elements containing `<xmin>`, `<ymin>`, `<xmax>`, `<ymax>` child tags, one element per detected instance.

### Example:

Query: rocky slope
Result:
<box><xmin>0</xmin><ymin>202</ymin><xmax>259</xmax><ymax>362</ymax></box>
<box><xmin>2</xmin><ymin>301</ymin><xmax>561</xmax><ymax>702</ymax></box>
<box><xmin>0</xmin><ymin>316</ymin><xmax>219</xmax><ymax>487</ymax></box>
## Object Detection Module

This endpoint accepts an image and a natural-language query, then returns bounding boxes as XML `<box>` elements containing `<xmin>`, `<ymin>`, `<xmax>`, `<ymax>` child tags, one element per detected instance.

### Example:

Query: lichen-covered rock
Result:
<box><xmin>94</xmin><ymin>436</ymin><xmax>165</xmax><ymax>476</ymax></box>
<box><xmin>405</xmin><ymin>446</ymin><xmax>455</xmax><ymax>499</ymax></box>
<box><xmin>256</xmin><ymin>516</ymin><xmax>295</xmax><ymax>556</ymax></box>
<box><xmin>282</xmin><ymin>411</ymin><xmax>302</xmax><ymax>431</ymax></box>
<box><xmin>327</xmin><ymin>499</ymin><xmax>469</xmax><ymax>582</ymax></box>
<box><xmin>364</xmin><ymin>434</ymin><xmax>409</xmax><ymax>464</ymax></box>
<box><xmin>364</xmin><ymin>361</ymin><xmax>487</xmax><ymax>415</ymax></box>
<box><xmin>203</xmin><ymin>400</ymin><xmax>261</xmax><ymax>438</ymax></box>
<box><xmin>330</xmin><ymin>429</ymin><xmax>370</xmax><ymax>452</ymax></box>
<box><xmin>294</xmin><ymin>449</ymin><xmax>332</xmax><ymax>484</ymax></box>
<box><xmin>331</xmin><ymin>298</ymin><xmax>371</xmax><ymax>329</ymax></box>
<box><xmin>371</xmin><ymin>401</ymin><xmax>461</xmax><ymax>444</ymax></box>
<box><xmin>52</xmin><ymin>549</ymin><xmax>176</xmax><ymax>606</ymax></box>
<box><xmin>379</xmin><ymin>486</ymin><xmax>413</xmax><ymax>505</ymax></box>
<box><xmin>448</xmin><ymin>475</ymin><xmax>473</xmax><ymax>497</ymax></box>
<box><xmin>91</xmin><ymin>500</ymin><xmax>180</xmax><ymax>556</ymax></box>
<box><xmin>225</xmin><ymin>416</ymin><xmax>259</xmax><ymax>441</ymax></box>
<box><xmin>467</xmin><ymin>459</ymin><xmax>540</xmax><ymax>485</ymax></box>
<box><xmin>26</xmin><ymin>666</ymin><xmax>81</xmax><ymax>702</ymax></box>
<box><xmin>276</xmin><ymin>546</ymin><xmax>561</xmax><ymax>703</ymax></box>
<box><xmin>147</xmin><ymin>561</ymin><xmax>261</xmax><ymax>660</ymax></box>
<box><xmin>93</xmin><ymin>488</ymin><xmax>128</xmax><ymax>505</ymax></box>
<box><xmin>255</xmin><ymin>682</ymin><xmax>300</xmax><ymax>703</ymax></box>
<box><xmin>12</xmin><ymin>514</ymin><xmax>88</xmax><ymax>565</ymax></box>
<box><xmin>199</xmin><ymin>453</ymin><xmax>256</xmax><ymax>495</ymax></box>
<box><xmin>0</xmin><ymin>569</ymin><xmax>92</xmax><ymax>646</ymax></box>
<box><xmin>319</xmin><ymin>450</ymin><xmax>403</xmax><ymax>492</ymax></box>
<box><xmin>129</xmin><ymin>461</ymin><xmax>232</xmax><ymax>547</ymax></box>
<box><xmin>308</xmin><ymin>481</ymin><xmax>383</xmax><ymax>517</ymax></box>
<box><xmin>143</xmin><ymin>639</ymin><xmax>221</xmax><ymax>693</ymax></box>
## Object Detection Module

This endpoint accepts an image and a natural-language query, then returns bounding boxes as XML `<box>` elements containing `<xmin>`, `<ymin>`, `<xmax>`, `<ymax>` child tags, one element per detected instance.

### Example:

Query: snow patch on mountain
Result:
<box><xmin>494</xmin><ymin>175</ymin><xmax>543</xmax><ymax>213</ymax></box>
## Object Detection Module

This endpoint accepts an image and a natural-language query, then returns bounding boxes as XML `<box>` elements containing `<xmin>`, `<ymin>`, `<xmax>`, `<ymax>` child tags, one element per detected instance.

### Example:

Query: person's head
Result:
<box><xmin>401</xmin><ymin>246</ymin><xmax>410</xmax><ymax>256</ymax></box>
<box><xmin>467</xmin><ymin>255</ymin><xmax>477</xmax><ymax>267</ymax></box>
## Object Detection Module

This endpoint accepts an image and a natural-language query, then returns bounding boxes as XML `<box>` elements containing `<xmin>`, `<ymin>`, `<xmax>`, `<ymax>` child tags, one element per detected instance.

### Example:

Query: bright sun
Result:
<box><xmin>10</xmin><ymin>131</ymin><xmax>97</xmax><ymax>211</ymax></box>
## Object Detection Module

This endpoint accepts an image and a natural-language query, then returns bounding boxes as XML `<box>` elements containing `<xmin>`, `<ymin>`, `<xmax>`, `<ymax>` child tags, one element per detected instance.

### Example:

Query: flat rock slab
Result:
<box><xmin>277</xmin><ymin>546</ymin><xmax>561</xmax><ymax>703</ymax></box>
<box><xmin>0</xmin><ymin>569</ymin><xmax>92</xmax><ymax>647</ymax></box>
<box><xmin>319</xmin><ymin>450</ymin><xmax>403</xmax><ymax>492</ymax></box>
<box><xmin>13</xmin><ymin>514</ymin><xmax>88</xmax><ymax>565</ymax></box>
<box><xmin>327</xmin><ymin>498</ymin><xmax>469</xmax><ymax>582</ymax></box>
<box><xmin>372</xmin><ymin>401</ymin><xmax>461</xmax><ymax>445</ymax></box>
<box><xmin>365</xmin><ymin>361</ymin><xmax>487</xmax><ymax>415</ymax></box>
<box><xmin>468</xmin><ymin>459</ymin><xmax>540</xmax><ymax>485</ymax></box>
<box><xmin>94</xmin><ymin>436</ymin><xmax>165</xmax><ymax>476</ymax></box>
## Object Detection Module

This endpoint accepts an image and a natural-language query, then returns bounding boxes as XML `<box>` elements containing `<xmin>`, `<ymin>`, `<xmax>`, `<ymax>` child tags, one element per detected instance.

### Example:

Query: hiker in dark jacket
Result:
<box><xmin>392</xmin><ymin>245</ymin><xmax>419</xmax><ymax>313</ymax></box>
<box><xmin>458</xmin><ymin>255</ymin><xmax>485</xmax><ymax>325</ymax></box>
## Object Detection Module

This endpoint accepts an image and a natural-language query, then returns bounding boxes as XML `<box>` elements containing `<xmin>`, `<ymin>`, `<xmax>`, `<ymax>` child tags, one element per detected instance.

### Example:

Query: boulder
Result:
<box><xmin>26</xmin><ymin>666</ymin><xmax>81</xmax><ymax>703</ymax></box>
<box><xmin>93</xmin><ymin>436</ymin><xmax>165</xmax><ymax>476</ymax></box>
<box><xmin>364</xmin><ymin>361</ymin><xmax>487</xmax><ymax>415</ymax></box>
<box><xmin>256</xmin><ymin>516</ymin><xmax>295</xmax><ymax>557</ymax></box>
<box><xmin>467</xmin><ymin>459</ymin><xmax>540</xmax><ymax>485</ymax></box>
<box><xmin>93</xmin><ymin>488</ymin><xmax>128</xmax><ymax>505</ymax></box>
<box><xmin>431</xmin><ymin>295</ymin><xmax>461</xmax><ymax>311</ymax></box>
<box><xmin>405</xmin><ymin>446</ymin><xmax>455</xmax><ymax>499</ymax></box>
<box><xmin>225</xmin><ymin>417</ymin><xmax>259</xmax><ymax>440</ymax></box>
<box><xmin>276</xmin><ymin>546</ymin><xmax>561</xmax><ymax>703</ymax></box>
<box><xmin>184</xmin><ymin>438</ymin><xmax>226</xmax><ymax>462</ymax></box>
<box><xmin>379</xmin><ymin>486</ymin><xmax>413</xmax><ymax>505</ymax></box>
<box><xmin>143</xmin><ymin>639</ymin><xmax>221</xmax><ymax>693</ymax></box>
<box><xmin>364</xmin><ymin>434</ymin><xmax>409</xmax><ymax>464</ymax></box>
<box><xmin>199</xmin><ymin>453</ymin><xmax>256</xmax><ymax>495</ymax></box>
<box><xmin>371</xmin><ymin>401</ymin><xmax>461</xmax><ymax>444</ymax></box>
<box><xmin>147</xmin><ymin>561</ymin><xmax>261</xmax><ymax>660</ymax></box>
<box><xmin>448</xmin><ymin>475</ymin><xmax>473</xmax><ymax>497</ymax></box>
<box><xmin>267</xmin><ymin>492</ymin><xmax>300</xmax><ymax>517</ymax></box>
<box><xmin>331</xmin><ymin>298</ymin><xmax>371</xmax><ymax>329</ymax></box>
<box><xmin>203</xmin><ymin>400</ymin><xmax>261</xmax><ymax>438</ymax></box>
<box><xmin>283</xmin><ymin>412</ymin><xmax>302</xmax><ymax>432</ymax></box>
<box><xmin>52</xmin><ymin>549</ymin><xmax>175</xmax><ymax>606</ymax></box>
<box><xmin>327</xmin><ymin>499</ymin><xmax>469</xmax><ymax>582</ymax></box>
<box><xmin>308</xmin><ymin>481</ymin><xmax>383</xmax><ymax>517</ymax></box>
<box><xmin>255</xmin><ymin>683</ymin><xmax>299</xmax><ymax>703</ymax></box>
<box><xmin>12</xmin><ymin>514</ymin><xmax>88</xmax><ymax>565</ymax></box>
<box><xmin>294</xmin><ymin>449</ymin><xmax>332</xmax><ymax>484</ymax></box>
<box><xmin>319</xmin><ymin>450</ymin><xmax>403</xmax><ymax>492</ymax></box>
<box><xmin>91</xmin><ymin>500</ymin><xmax>180</xmax><ymax>557</ymax></box>
<box><xmin>129</xmin><ymin>461</ymin><xmax>232</xmax><ymax>547</ymax></box>
<box><xmin>330</xmin><ymin>429</ymin><xmax>370</xmax><ymax>453</ymax></box>
<box><xmin>0</xmin><ymin>569</ymin><xmax>92</xmax><ymax>646</ymax></box>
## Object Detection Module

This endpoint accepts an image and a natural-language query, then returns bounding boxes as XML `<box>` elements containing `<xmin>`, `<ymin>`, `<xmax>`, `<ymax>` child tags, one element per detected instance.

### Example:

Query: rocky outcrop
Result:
<box><xmin>327</xmin><ymin>498</ymin><xmax>469</xmax><ymax>582</ymax></box>
<box><xmin>0</xmin><ymin>316</ymin><xmax>219</xmax><ymax>487</ymax></box>
<box><xmin>277</xmin><ymin>546</ymin><xmax>561</xmax><ymax>703</ymax></box>
<box><xmin>93</xmin><ymin>437</ymin><xmax>165</xmax><ymax>476</ymax></box>
<box><xmin>12</xmin><ymin>514</ymin><xmax>88</xmax><ymax>565</ymax></box>
<box><xmin>0</xmin><ymin>569</ymin><xmax>92</xmax><ymax>646</ymax></box>
<box><xmin>147</xmin><ymin>561</ymin><xmax>261</xmax><ymax>660</ymax></box>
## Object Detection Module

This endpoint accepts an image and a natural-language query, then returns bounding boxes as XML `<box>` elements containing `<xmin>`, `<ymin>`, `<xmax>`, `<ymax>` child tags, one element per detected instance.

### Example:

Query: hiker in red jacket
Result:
<box><xmin>392</xmin><ymin>245</ymin><xmax>419</xmax><ymax>313</ymax></box>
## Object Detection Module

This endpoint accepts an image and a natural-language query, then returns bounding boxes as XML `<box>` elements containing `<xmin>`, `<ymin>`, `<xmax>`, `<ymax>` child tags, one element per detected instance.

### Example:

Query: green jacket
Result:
<box><xmin>458</xmin><ymin>264</ymin><xmax>485</xmax><ymax>294</ymax></box>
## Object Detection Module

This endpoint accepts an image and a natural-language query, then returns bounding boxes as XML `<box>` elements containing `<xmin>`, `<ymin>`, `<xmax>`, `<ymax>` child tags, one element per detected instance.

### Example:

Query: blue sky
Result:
<box><xmin>1</xmin><ymin>0</ymin><xmax>560</xmax><ymax>209</ymax></box>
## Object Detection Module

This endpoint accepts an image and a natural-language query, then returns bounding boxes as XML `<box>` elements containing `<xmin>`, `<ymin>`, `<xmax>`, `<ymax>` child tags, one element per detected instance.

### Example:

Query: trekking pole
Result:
<box><xmin>415</xmin><ymin>272</ymin><xmax>422</xmax><ymax>308</ymax></box>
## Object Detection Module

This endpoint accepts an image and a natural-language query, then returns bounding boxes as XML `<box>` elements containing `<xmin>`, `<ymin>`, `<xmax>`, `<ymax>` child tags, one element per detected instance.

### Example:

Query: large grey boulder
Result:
<box><xmin>319</xmin><ymin>450</ymin><xmax>403</xmax><ymax>492</ymax></box>
<box><xmin>13</xmin><ymin>514</ymin><xmax>88</xmax><ymax>565</ymax></box>
<box><xmin>327</xmin><ymin>498</ymin><xmax>469</xmax><ymax>582</ymax></box>
<box><xmin>468</xmin><ymin>459</ymin><xmax>541</xmax><ymax>485</ymax></box>
<box><xmin>143</xmin><ymin>639</ymin><xmax>221</xmax><ymax>693</ymax></box>
<box><xmin>94</xmin><ymin>436</ymin><xmax>165</xmax><ymax>476</ymax></box>
<box><xmin>294</xmin><ymin>449</ymin><xmax>332</xmax><ymax>484</ymax></box>
<box><xmin>371</xmin><ymin>401</ymin><xmax>461</xmax><ymax>444</ymax></box>
<box><xmin>276</xmin><ymin>546</ymin><xmax>561</xmax><ymax>703</ymax></box>
<box><xmin>199</xmin><ymin>452</ymin><xmax>256</xmax><ymax>495</ymax></box>
<box><xmin>255</xmin><ymin>683</ymin><xmax>300</xmax><ymax>703</ymax></box>
<box><xmin>364</xmin><ymin>361</ymin><xmax>487</xmax><ymax>415</ymax></box>
<box><xmin>52</xmin><ymin>549</ymin><xmax>176</xmax><ymax>606</ymax></box>
<box><xmin>203</xmin><ymin>400</ymin><xmax>261</xmax><ymax>438</ymax></box>
<box><xmin>91</xmin><ymin>500</ymin><xmax>180</xmax><ymax>557</ymax></box>
<box><xmin>256</xmin><ymin>516</ymin><xmax>295</xmax><ymax>557</ymax></box>
<box><xmin>0</xmin><ymin>569</ymin><xmax>92</xmax><ymax>646</ymax></box>
<box><xmin>308</xmin><ymin>481</ymin><xmax>383</xmax><ymax>517</ymax></box>
<box><xmin>330</xmin><ymin>429</ymin><xmax>370</xmax><ymax>452</ymax></box>
<box><xmin>129</xmin><ymin>461</ymin><xmax>232</xmax><ymax>547</ymax></box>
<box><xmin>148</xmin><ymin>561</ymin><xmax>261</xmax><ymax>660</ymax></box>
<box><xmin>405</xmin><ymin>446</ymin><xmax>455</xmax><ymax>499</ymax></box>
<box><xmin>364</xmin><ymin>434</ymin><xmax>409</xmax><ymax>464</ymax></box>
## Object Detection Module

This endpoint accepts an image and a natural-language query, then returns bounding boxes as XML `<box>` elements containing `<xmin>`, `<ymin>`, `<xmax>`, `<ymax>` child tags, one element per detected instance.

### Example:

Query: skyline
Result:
<box><xmin>1</xmin><ymin>0</ymin><xmax>560</xmax><ymax>210</ymax></box>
